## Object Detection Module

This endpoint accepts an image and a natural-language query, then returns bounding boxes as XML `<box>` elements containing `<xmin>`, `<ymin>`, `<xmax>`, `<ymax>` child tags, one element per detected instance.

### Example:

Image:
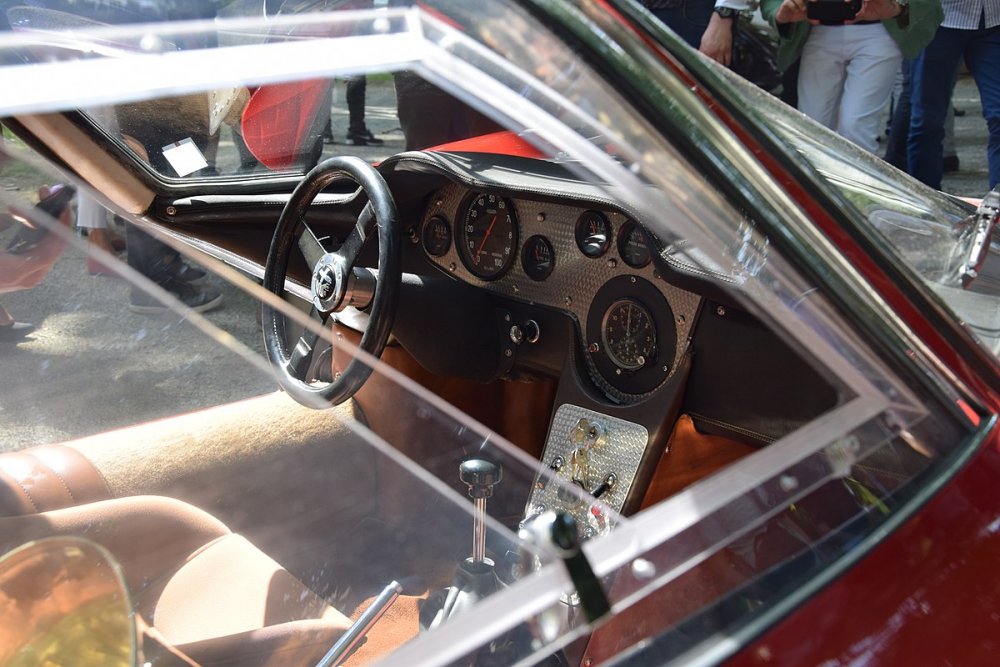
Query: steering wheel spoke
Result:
<box><xmin>336</xmin><ymin>202</ymin><xmax>375</xmax><ymax>270</ymax></box>
<box><xmin>285</xmin><ymin>308</ymin><xmax>329</xmax><ymax>380</ymax></box>
<box><xmin>297</xmin><ymin>218</ymin><xmax>327</xmax><ymax>270</ymax></box>
<box><xmin>262</xmin><ymin>156</ymin><xmax>400</xmax><ymax>407</ymax></box>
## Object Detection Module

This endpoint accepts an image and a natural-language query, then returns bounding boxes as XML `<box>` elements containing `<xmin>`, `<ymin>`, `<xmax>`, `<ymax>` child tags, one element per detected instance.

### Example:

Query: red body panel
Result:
<box><xmin>241</xmin><ymin>80</ymin><xmax>330</xmax><ymax>170</ymax></box>
<box><xmin>728</xmin><ymin>427</ymin><xmax>1000</xmax><ymax>665</ymax></box>
<box><xmin>428</xmin><ymin>131</ymin><xmax>548</xmax><ymax>159</ymax></box>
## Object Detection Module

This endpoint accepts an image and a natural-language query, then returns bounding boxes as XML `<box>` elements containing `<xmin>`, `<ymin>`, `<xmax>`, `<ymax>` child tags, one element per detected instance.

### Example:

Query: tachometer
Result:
<box><xmin>457</xmin><ymin>193</ymin><xmax>518</xmax><ymax>280</ymax></box>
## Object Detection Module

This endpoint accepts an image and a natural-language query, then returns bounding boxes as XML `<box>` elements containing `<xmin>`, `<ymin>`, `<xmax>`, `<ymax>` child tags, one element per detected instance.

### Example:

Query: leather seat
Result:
<box><xmin>0</xmin><ymin>448</ymin><xmax>352</xmax><ymax>666</ymax></box>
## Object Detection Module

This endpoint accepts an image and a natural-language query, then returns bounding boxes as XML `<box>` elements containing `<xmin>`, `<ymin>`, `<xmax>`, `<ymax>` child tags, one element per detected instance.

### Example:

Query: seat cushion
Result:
<box><xmin>0</xmin><ymin>496</ymin><xmax>351</xmax><ymax>667</ymax></box>
<box><xmin>153</xmin><ymin>532</ymin><xmax>351</xmax><ymax>645</ymax></box>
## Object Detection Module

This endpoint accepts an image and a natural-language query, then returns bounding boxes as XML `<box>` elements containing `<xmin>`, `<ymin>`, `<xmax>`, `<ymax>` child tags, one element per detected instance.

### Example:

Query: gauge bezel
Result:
<box><xmin>585</xmin><ymin>275</ymin><xmax>675</xmax><ymax>396</ymax></box>
<box><xmin>456</xmin><ymin>191</ymin><xmax>519</xmax><ymax>281</ymax></box>
<box><xmin>575</xmin><ymin>210</ymin><xmax>612</xmax><ymax>258</ymax></box>
<box><xmin>601</xmin><ymin>298</ymin><xmax>657</xmax><ymax>371</ymax></box>
<box><xmin>521</xmin><ymin>234</ymin><xmax>556</xmax><ymax>282</ymax></box>
<box><xmin>422</xmin><ymin>215</ymin><xmax>452</xmax><ymax>257</ymax></box>
<box><xmin>617</xmin><ymin>219</ymin><xmax>651</xmax><ymax>269</ymax></box>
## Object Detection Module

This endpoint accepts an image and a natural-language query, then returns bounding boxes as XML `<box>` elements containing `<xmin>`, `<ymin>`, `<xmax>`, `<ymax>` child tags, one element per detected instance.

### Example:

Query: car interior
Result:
<box><xmin>0</xmin><ymin>4</ymin><xmax>968</xmax><ymax>664</ymax></box>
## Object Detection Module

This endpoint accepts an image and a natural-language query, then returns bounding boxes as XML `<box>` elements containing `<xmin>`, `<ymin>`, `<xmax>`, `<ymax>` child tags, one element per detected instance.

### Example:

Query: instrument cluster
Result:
<box><xmin>418</xmin><ymin>185</ymin><xmax>701</xmax><ymax>402</ymax></box>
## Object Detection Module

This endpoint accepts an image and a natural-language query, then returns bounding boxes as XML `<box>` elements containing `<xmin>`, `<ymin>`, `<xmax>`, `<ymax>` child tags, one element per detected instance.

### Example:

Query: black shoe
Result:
<box><xmin>0</xmin><ymin>321</ymin><xmax>35</xmax><ymax>342</ymax></box>
<box><xmin>165</xmin><ymin>260</ymin><xmax>208</xmax><ymax>286</ymax></box>
<box><xmin>943</xmin><ymin>155</ymin><xmax>960</xmax><ymax>173</ymax></box>
<box><xmin>345</xmin><ymin>128</ymin><xmax>384</xmax><ymax>146</ymax></box>
<box><xmin>130</xmin><ymin>279</ymin><xmax>223</xmax><ymax>315</ymax></box>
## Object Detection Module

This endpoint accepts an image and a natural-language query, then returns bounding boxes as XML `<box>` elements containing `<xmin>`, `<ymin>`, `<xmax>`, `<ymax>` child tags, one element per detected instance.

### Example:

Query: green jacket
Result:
<box><xmin>759</xmin><ymin>0</ymin><xmax>944</xmax><ymax>71</ymax></box>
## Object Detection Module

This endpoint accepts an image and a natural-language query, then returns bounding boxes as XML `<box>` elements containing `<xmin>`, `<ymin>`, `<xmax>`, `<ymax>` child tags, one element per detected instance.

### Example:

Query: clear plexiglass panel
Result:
<box><xmin>0</xmin><ymin>2</ymin><xmax>974</xmax><ymax>665</ymax></box>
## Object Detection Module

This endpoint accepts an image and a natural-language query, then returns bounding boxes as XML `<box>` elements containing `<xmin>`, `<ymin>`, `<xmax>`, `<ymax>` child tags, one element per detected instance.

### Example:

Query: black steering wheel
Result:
<box><xmin>262</xmin><ymin>156</ymin><xmax>401</xmax><ymax>407</ymax></box>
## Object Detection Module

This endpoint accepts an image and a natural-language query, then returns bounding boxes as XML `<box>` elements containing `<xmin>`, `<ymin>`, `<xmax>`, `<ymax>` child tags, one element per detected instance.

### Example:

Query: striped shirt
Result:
<box><xmin>941</xmin><ymin>0</ymin><xmax>1000</xmax><ymax>30</ymax></box>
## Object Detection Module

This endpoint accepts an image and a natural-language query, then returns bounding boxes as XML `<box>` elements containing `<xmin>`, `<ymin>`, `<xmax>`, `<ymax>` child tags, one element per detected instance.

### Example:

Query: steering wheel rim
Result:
<box><xmin>262</xmin><ymin>156</ymin><xmax>400</xmax><ymax>407</ymax></box>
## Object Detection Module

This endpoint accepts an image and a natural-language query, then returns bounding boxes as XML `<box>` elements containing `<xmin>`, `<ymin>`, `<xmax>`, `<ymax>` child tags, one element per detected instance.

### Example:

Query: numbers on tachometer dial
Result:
<box><xmin>458</xmin><ymin>193</ymin><xmax>518</xmax><ymax>280</ymax></box>
<box><xmin>601</xmin><ymin>298</ymin><xmax>657</xmax><ymax>371</ymax></box>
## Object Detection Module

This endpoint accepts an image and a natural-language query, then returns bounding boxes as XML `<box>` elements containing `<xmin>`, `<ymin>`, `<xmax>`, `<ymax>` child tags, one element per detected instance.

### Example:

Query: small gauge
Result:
<box><xmin>457</xmin><ymin>192</ymin><xmax>518</xmax><ymax>280</ymax></box>
<box><xmin>601</xmin><ymin>298</ymin><xmax>657</xmax><ymax>371</ymax></box>
<box><xmin>522</xmin><ymin>235</ymin><xmax>556</xmax><ymax>281</ymax></box>
<box><xmin>618</xmin><ymin>220</ymin><xmax>651</xmax><ymax>269</ymax></box>
<box><xmin>422</xmin><ymin>215</ymin><xmax>451</xmax><ymax>257</ymax></box>
<box><xmin>575</xmin><ymin>210</ymin><xmax>612</xmax><ymax>258</ymax></box>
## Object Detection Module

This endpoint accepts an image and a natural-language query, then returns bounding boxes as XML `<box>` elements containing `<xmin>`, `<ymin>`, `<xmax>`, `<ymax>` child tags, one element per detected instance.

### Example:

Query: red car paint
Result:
<box><xmin>728</xmin><ymin>424</ymin><xmax>1000</xmax><ymax>665</ymax></box>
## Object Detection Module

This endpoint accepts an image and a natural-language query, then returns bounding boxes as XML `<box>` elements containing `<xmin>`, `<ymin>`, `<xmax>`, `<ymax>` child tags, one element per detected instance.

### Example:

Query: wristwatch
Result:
<box><xmin>713</xmin><ymin>5</ymin><xmax>741</xmax><ymax>20</ymax></box>
<box><xmin>893</xmin><ymin>0</ymin><xmax>909</xmax><ymax>27</ymax></box>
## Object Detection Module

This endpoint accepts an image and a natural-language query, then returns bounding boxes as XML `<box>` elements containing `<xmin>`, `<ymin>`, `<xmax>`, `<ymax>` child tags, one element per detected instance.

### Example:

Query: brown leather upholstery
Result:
<box><xmin>0</xmin><ymin>497</ymin><xmax>351</xmax><ymax>667</ymax></box>
<box><xmin>0</xmin><ymin>444</ymin><xmax>111</xmax><ymax>516</ymax></box>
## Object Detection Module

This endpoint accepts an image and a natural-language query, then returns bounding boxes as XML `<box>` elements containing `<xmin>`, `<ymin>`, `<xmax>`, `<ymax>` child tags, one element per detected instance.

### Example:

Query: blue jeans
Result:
<box><xmin>908</xmin><ymin>24</ymin><xmax>1000</xmax><ymax>190</ymax></box>
<box><xmin>651</xmin><ymin>0</ymin><xmax>714</xmax><ymax>50</ymax></box>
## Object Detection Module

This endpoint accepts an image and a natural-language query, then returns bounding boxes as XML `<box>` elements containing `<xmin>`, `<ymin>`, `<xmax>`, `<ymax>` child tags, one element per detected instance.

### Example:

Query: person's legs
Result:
<box><xmin>964</xmin><ymin>25</ymin><xmax>1000</xmax><ymax>189</ymax></box>
<box><xmin>345</xmin><ymin>75</ymin><xmax>367</xmax><ymax>136</ymax></box>
<box><xmin>650</xmin><ymin>0</ymin><xmax>714</xmax><ymax>49</ymax></box>
<box><xmin>942</xmin><ymin>94</ymin><xmax>958</xmax><ymax>170</ymax></box>
<box><xmin>125</xmin><ymin>223</ymin><xmax>221</xmax><ymax>314</ymax></box>
<box><xmin>884</xmin><ymin>58</ymin><xmax>912</xmax><ymax>169</ymax></box>
<box><xmin>908</xmin><ymin>27</ymin><xmax>967</xmax><ymax>189</ymax></box>
<box><xmin>797</xmin><ymin>26</ymin><xmax>849</xmax><ymax>131</ymax></box>
<box><xmin>836</xmin><ymin>24</ymin><xmax>902</xmax><ymax>153</ymax></box>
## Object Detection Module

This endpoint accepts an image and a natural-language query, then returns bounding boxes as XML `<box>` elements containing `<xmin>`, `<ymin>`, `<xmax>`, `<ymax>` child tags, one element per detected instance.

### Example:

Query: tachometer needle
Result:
<box><xmin>476</xmin><ymin>213</ymin><xmax>499</xmax><ymax>258</ymax></box>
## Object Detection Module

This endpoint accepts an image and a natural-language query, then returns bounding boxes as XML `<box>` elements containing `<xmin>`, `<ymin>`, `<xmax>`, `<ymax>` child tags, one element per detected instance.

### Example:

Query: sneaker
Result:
<box><xmin>0</xmin><ymin>321</ymin><xmax>35</xmax><ymax>342</ymax></box>
<box><xmin>165</xmin><ymin>260</ymin><xmax>208</xmax><ymax>286</ymax></box>
<box><xmin>129</xmin><ymin>279</ymin><xmax>223</xmax><ymax>315</ymax></box>
<box><xmin>345</xmin><ymin>128</ymin><xmax>384</xmax><ymax>146</ymax></box>
<box><xmin>943</xmin><ymin>155</ymin><xmax>960</xmax><ymax>173</ymax></box>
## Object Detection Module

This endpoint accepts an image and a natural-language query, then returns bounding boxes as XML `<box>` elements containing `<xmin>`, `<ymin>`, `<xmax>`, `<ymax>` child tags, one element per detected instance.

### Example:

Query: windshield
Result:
<box><xmin>0</xmin><ymin>1</ymin><xmax>978</xmax><ymax>665</ymax></box>
<box><xmin>710</xmin><ymin>66</ymin><xmax>1000</xmax><ymax>357</ymax></box>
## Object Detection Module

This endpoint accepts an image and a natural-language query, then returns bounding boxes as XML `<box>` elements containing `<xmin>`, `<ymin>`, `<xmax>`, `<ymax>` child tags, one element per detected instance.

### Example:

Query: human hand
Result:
<box><xmin>851</xmin><ymin>0</ymin><xmax>901</xmax><ymax>22</ymax></box>
<box><xmin>699</xmin><ymin>12</ymin><xmax>735</xmax><ymax>66</ymax></box>
<box><xmin>775</xmin><ymin>0</ymin><xmax>809</xmax><ymax>23</ymax></box>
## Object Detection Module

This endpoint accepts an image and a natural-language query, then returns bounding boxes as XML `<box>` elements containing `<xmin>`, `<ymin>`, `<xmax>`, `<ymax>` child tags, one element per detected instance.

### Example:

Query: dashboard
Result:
<box><xmin>416</xmin><ymin>181</ymin><xmax>702</xmax><ymax>404</ymax></box>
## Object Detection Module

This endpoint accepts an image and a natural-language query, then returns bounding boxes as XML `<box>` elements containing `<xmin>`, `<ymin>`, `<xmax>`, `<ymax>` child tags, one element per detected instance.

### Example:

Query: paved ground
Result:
<box><xmin>0</xmin><ymin>75</ymin><xmax>993</xmax><ymax>451</ymax></box>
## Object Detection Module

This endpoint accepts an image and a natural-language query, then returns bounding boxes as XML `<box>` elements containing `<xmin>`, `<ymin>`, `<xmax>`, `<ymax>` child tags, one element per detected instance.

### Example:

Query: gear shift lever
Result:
<box><xmin>460</xmin><ymin>458</ymin><xmax>502</xmax><ymax>564</ymax></box>
<box><xmin>421</xmin><ymin>458</ymin><xmax>505</xmax><ymax>631</ymax></box>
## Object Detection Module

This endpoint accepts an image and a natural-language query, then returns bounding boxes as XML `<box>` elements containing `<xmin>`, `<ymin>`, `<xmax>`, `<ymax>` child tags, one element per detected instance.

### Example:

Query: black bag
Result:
<box><xmin>730</xmin><ymin>17</ymin><xmax>781</xmax><ymax>94</ymax></box>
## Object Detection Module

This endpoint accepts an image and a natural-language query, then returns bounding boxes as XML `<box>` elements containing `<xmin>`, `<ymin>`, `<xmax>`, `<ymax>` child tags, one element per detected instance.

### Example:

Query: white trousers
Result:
<box><xmin>798</xmin><ymin>23</ymin><xmax>902</xmax><ymax>153</ymax></box>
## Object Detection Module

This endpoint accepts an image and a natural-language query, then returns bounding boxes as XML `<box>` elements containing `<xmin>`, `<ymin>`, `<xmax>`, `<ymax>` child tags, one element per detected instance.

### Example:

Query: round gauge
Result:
<box><xmin>522</xmin><ymin>235</ymin><xmax>555</xmax><ymax>281</ymax></box>
<box><xmin>575</xmin><ymin>210</ymin><xmax>612</xmax><ymax>258</ymax></box>
<box><xmin>422</xmin><ymin>215</ymin><xmax>451</xmax><ymax>257</ymax></box>
<box><xmin>457</xmin><ymin>193</ymin><xmax>518</xmax><ymax>280</ymax></box>
<box><xmin>601</xmin><ymin>298</ymin><xmax>657</xmax><ymax>371</ymax></box>
<box><xmin>618</xmin><ymin>220</ymin><xmax>651</xmax><ymax>269</ymax></box>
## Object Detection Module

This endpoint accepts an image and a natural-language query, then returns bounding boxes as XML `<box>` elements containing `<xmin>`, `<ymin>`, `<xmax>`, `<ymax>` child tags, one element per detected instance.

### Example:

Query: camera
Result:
<box><xmin>806</xmin><ymin>0</ymin><xmax>863</xmax><ymax>23</ymax></box>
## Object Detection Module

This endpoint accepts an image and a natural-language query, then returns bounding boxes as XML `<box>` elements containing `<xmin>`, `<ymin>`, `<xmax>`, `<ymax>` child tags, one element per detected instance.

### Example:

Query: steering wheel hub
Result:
<box><xmin>311</xmin><ymin>254</ymin><xmax>348</xmax><ymax>312</ymax></box>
